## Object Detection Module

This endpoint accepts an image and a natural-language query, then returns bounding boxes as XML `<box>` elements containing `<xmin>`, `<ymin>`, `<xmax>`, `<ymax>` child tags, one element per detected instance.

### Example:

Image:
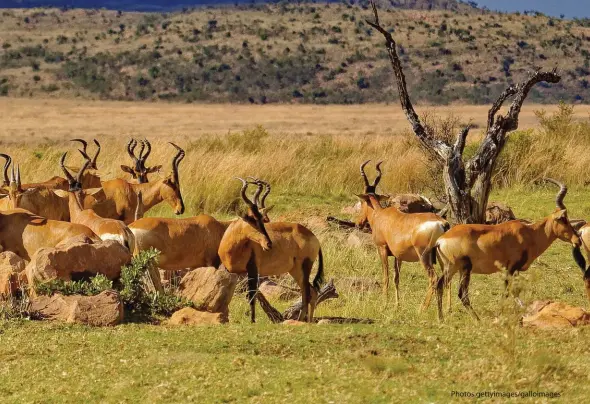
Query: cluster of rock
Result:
<box><xmin>1</xmin><ymin>235</ymin><xmax>240</xmax><ymax>327</ymax></box>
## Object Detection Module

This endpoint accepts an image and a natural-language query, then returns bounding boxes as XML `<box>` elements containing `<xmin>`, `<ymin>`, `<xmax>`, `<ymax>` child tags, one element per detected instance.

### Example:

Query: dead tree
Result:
<box><xmin>366</xmin><ymin>1</ymin><xmax>561</xmax><ymax>224</ymax></box>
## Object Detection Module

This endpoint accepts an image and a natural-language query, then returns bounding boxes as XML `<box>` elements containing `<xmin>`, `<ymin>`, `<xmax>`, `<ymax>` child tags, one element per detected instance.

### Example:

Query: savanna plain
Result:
<box><xmin>2</xmin><ymin>99</ymin><xmax>590</xmax><ymax>403</ymax></box>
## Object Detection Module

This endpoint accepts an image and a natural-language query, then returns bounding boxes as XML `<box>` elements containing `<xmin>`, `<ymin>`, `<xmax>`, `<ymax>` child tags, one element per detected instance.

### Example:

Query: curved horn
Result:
<box><xmin>373</xmin><ymin>161</ymin><xmax>383</xmax><ymax>187</ymax></box>
<box><xmin>544</xmin><ymin>177</ymin><xmax>567</xmax><ymax>210</ymax></box>
<box><xmin>16</xmin><ymin>164</ymin><xmax>21</xmax><ymax>191</ymax></box>
<box><xmin>169</xmin><ymin>142</ymin><xmax>185</xmax><ymax>185</ymax></box>
<box><xmin>76</xmin><ymin>149</ymin><xmax>92</xmax><ymax>185</ymax></box>
<box><xmin>60</xmin><ymin>152</ymin><xmax>76</xmax><ymax>185</ymax></box>
<box><xmin>236</xmin><ymin>177</ymin><xmax>255</xmax><ymax>208</ymax></box>
<box><xmin>0</xmin><ymin>153</ymin><xmax>11</xmax><ymax>186</ymax></box>
<box><xmin>91</xmin><ymin>139</ymin><xmax>101</xmax><ymax>169</ymax></box>
<box><xmin>260</xmin><ymin>180</ymin><xmax>271</xmax><ymax>208</ymax></box>
<box><xmin>137</xmin><ymin>139</ymin><xmax>146</xmax><ymax>161</ymax></box>
<box><xmin>70</xmin><ymin>138</ymin><xmax>88</xmax><ymax>154</ymax></box>
<box><xmin>141</xmin><ymin>138</ymin><xmax>151</xmax><ymax>163</ymax></box>
<box><xmin>10</xmin><ymin>165</ymin><xmax>15</xmax><ymax>184</ymax></box>
<box><xmin>246</xmin><ymin>176</ymin><xmax>263</xmax><ymax>206</ymax></box>
<box><xmin>127</xmin><ymin>139</ymin><xmax>139</xmax><ymax>163</ymax></box>
<box><xmin>360</xmin><ymin>160</ymin><xmax>371</xmax><ymax>187</ymax></box>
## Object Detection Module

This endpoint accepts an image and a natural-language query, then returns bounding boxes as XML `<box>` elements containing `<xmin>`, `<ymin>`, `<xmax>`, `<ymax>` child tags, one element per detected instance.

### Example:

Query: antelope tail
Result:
<box><xmin>422</xmin><ymin>244</ymin><xmax>439</xmax><ymax>268</ymax></box>
<box><xmin>313</xmin><ymin>248</ymin><xmax>325</xmax><ymax>291</ymax></box>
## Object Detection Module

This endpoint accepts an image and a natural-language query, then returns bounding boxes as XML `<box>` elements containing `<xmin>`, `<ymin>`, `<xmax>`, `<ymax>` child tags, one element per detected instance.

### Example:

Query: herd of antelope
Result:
<box><xmin>1</xmin><ymin>139</ymin><xmax>589</xmax><ymax>323</ymax></box>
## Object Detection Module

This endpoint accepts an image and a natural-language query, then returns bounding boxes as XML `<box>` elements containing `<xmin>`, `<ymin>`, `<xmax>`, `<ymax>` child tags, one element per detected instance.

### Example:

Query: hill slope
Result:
<box><xmin>0</xmin><ymin>3</ymin><xmax>589</xmax><ymax>104</ymax></box>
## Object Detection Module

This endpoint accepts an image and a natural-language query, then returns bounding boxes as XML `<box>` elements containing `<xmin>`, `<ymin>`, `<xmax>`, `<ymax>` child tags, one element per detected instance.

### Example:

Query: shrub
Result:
<box><xmin>35</xmin><ymin>274</ymin><xmax>113</xmax><ymax>296</ymax></box>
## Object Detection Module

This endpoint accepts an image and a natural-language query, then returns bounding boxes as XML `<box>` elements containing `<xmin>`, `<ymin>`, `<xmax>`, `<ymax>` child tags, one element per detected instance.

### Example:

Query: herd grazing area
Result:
<box><xmin>2</xmin><ymin>2</ymin><xmax>590</xmax><ymax>403</ymax></box>
<box><xmin>1</xmin><ymin>99</ymin><xmax>590</xmax><ymax>402</ymax></box>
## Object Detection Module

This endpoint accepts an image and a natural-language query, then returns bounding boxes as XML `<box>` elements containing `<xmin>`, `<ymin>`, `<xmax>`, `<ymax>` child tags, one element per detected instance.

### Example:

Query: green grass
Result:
<box><xmin>2</xmin><ymin>188</ymin><xmax>590</xmax><ymax>402</ymax></box>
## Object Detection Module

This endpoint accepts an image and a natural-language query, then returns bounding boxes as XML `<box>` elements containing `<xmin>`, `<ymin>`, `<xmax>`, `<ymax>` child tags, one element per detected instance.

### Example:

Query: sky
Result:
<box><xmin>476</xmin><ymin>0</ymin><xmax>590</xmax><ymax>18</ymax></box>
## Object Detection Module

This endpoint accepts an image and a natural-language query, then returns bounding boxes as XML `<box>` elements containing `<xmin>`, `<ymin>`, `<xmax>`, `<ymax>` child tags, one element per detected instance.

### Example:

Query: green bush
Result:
<box><xmin>35</xmin><ymin>274</ymin><xmax>113</xmax><ymax>296</ymax></box>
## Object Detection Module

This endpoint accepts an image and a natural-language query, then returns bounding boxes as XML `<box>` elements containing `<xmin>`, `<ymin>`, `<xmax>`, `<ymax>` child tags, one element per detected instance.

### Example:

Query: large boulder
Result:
<box><xmin>26</xmin><ymin>238</ymin><xmax>131</xmax><ymax>286</ymax></box>
<box><xmin>389</xmin><ymin>194</ymin><xmax>436</xmax><ymax>214</ymax></box>
<box><xmin>259</xmin><ymin>279</ymin><xmax>300</xmax><ymax>301</ymax></box>
<box><xmin>0</xmin><ymin>251</ymin><xmax>26</xmax><ymax>297</ymax></box>
<box><xmin>176</xmin><ymin>267</ymin><xmax>238</xmax><ymax>315</ymax></box>
<box><xmin>167</xmin><ymin>307</ymin><xmax>225</xmax><ymax>325</ymax></box>
<box><xmin>30</xmin><ymin>290</ymin><xmax>123</xmax><ymax>326</ymax></box>
<box><xmin>522</xmin><ymin>300</ymin><xmax>590</xmax><ymax>329</ymax></box>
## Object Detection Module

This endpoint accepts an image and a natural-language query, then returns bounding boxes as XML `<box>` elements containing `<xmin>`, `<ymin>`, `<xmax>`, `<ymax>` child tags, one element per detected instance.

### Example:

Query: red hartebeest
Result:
<box><xmin>425</xmin><ymin>179</ymin><xmax>584</xmax><ymax>321</ymax></box>
<box><xmin>61</xmin><ymin>152</ymin><xmax>135</xmax><ymax>252</ymax></box>
<box><xmin>356</xmin><ymin>161</ymin><xmax>449</xmax><ymax>310</ymax></box>
<box><xmin>120</xmin><ymin>139</ymin><xmax>162</xmax><ymax>184</ymax></box>
<box><xmin>218</xmin><ymin>178</ymin><xmax>325</xmax><ymax>323</ymax></box>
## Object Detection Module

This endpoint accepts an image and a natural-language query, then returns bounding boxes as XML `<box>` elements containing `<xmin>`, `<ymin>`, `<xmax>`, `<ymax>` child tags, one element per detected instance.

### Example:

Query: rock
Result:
<box><xmin>30</xmin><ymin>290</ymin><xmax>123</xmax><ymax>326</ymax></box>
<box><xmin>389</xmin><ymin>194</ymin><xmax>435</xmax><ymax>214</ymax></box>
<box><xmin>485</xmin><ymin>202</ymin><xmax>516</xmax><ymax>225</ymax></box>
<box><xmin>26</xmin><ymin>239</ymin><xmax>131</xmax><ymax>286</ymax></box>
<box><xmin>522</xmin><ymin>300</ymin><xmax>590</xmax><ymax>329</ymax></box>
<box><xmin>317</xmin><ymin>319</ymin><xmax>334</xmax><ymax>325</ymax></box>
<box><xmin>259</xmin><ymin>280</ymin><xmax>300</xmax><ymax>301</ymax></box>
<box><xmin>282</xmin><ymin>319</ymin><xmax>308</xmax><ymax>326</ymax></box>
<box><xmin>0</xmin><ymin>252</ymin><xmax>26</xmax><ymax>297</ymax></box>
<box><xmin>167</xmin><ymin>307</ymin><xmax>225</xmax><ymax>325</ymax></box>
<box><xmin>177</xmin><ymin>267</ymin><xmax>238</xmax><ymax>315</ymax></box>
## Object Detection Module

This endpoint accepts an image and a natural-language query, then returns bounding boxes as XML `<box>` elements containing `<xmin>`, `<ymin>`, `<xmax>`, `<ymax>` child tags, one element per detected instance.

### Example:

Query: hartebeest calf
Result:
<box><xmin>84</xmin><ymin>143</ymin><xmax>185</xmax><ymax>224</ymax></box>
<box><xmin>61</xmin><ymin>152</ymin><xmax>135</xmax><ymax>252</ymax></box>
<box><xmin>120</xmin><ymin>139</ymin><xmax>161</xmax><ymax>184</ymax></box>
<box><xmin>426</xmin><ymin>179</ymin><xmax>584</xmax><ymax>321</ymax></box>
<box><xmin>356</xmin><ymin>161</ymin><xmax>449</xmax><ymax>310</ymax></box>
<box><xmin>218</xmin><ymin>178</ymin><xmax>325</xmax><ymax>323</ymax></box>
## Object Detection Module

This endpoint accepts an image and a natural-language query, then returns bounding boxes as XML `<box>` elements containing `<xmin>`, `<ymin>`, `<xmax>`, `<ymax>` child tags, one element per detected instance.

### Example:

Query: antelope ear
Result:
<box><xmin>260</xmin><ymin>205</ymin><xmax>274</xmax><ymax>215</ymax></box>
<box><xmin>163</xmin><ymin>177</ymin><xmax>173</xmax><ymax>186</ymax></box>
<box><xmin>146</xmin><ymin>165</ymin><xmax>162</xmax><ymax>174</ymax></box>
<box><xmin>377</xmin><ymin>194</ymin><xmax>390</xmax><ymax>202</ymax></box>
<box><xmin>53</xmin><ymin>189</ymin><xmax>68</xmax><ymax>198</ymax></box>
<box><xmin>553</xmin><ymin>209</ymin><xmax>567</xmax><ymax>220</ymax></box>
<box><xmin>355</xmin><ymin>193</ymin><xmax>371</xmax><ymax>202</ymax></box>
<box><xmin>0</xmin><ymin>194</ymin><xmax>8</xmax><ymax>200</ymax></box>
<box><xmin>120</xmin><ymin>165</ymin><xmax>136</xmax><ymax>176</ymax></box>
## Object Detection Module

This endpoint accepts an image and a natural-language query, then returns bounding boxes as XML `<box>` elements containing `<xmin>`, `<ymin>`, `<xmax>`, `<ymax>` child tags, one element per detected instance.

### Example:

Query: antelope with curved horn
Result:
<box><xmin>61</xmin><ymin>152</ymin><xmax>135</xmax><ymax>252</ymax></box>
<box><xmin>355</xmin><ymin>161</ymin><xmax>450</xmax><ymax>310</ymax></box>
<box><xmin>0</xmin><ymin>163</ymin><xmax>71</xmax><ymax>221</ymax></box>
<box><xmin>86</xmin><ymin>143</ymin><xmax>185</xmax><ymax>224</ymax></box>
<box><xmin>121</xmin><ymin>138</ymin><xmax>162</xmax><ymax>183</ymax></box>
<box><xmin>425</xmin><ymin>178</ymin><xmax>584</xmax><ymax>321</ymax></box>
<box><xmin>218</xmin><ymin>178</ymin><xmax>325</xmax><ymax>323</ymax></box>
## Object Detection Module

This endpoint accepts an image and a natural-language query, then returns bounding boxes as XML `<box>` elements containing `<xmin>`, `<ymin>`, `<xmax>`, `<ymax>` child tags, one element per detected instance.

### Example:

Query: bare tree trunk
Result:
<box><xmin>365</xmin><ymin>1</ymin><xmax>561</xmax><ymax>224</ymax></box>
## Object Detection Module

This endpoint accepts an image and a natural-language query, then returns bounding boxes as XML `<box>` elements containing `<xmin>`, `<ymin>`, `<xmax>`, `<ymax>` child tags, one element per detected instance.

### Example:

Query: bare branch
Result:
<box><xmin>453</xmin><ymin>125</ymin><xmax>471</xmax><ymax>156</ymax></box>
<box><xmin>486</xmin><ymin>87</ymin><xmax>518</xmax><ymax>132</ymax></box>
<box><xmin>366</xmin><ymin>0</ymin><xmax>450</xmax><ymax>163</ymax></box>
<box><xmin>503</xmin><ymin>69</ymin><xmax>561</xmax><ymax>131</ymax></box>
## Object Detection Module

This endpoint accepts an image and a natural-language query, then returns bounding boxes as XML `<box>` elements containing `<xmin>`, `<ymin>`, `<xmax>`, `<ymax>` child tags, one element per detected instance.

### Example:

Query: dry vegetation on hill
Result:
<box><xmin>0</xmin><ymin>3</ymin><xmax>589</xmax><ymax>104</ymax></box>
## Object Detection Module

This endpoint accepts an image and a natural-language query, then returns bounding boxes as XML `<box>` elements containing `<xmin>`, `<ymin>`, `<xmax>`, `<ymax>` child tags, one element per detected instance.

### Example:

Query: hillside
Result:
<box><xmin>0</xmin><ymin>3</ymin><xmax>589</xmax><ymax>104</ymax></box>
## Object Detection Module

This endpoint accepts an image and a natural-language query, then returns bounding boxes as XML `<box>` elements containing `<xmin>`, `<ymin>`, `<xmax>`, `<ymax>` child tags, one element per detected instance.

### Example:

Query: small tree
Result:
<box><xmin>365</xmin><ymin>1</ymin><xmax>561</xmax><ymax>224</ymax></box>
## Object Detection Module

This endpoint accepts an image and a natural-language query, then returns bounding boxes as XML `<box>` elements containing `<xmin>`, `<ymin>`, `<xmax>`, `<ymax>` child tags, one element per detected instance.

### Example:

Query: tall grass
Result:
<box><xmin>2</xmin><ymin>105</ymin><xmax>589</xmax><ymax>216</ymax></box>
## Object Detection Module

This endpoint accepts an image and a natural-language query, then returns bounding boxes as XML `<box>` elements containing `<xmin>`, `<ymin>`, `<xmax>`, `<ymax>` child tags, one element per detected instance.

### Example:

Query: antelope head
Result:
<box><xmin>121</xmin><ymin>138</ymin><xmax>162</xmax><ymax>183</ymax></box>
<box><xmin>159</xmin><ymin>142</ymin><xmax>185</xmax><ymax>215</ymax></box>
<box><xmin>60</xmin><ymin>151</ymin><xmax>91</xmax><ymax>194</ymax></box>
<box><xmin>356</xmin><ymin>160</ymin><xmax>388</xmax><ymax>228</ymax></box>
<box><xmin>236</xmin><ymin>177</ymin><xmax>273</xmax><ymax>251</ymax></box>
<box><xmin>71</xmin><ymin>138</ymin><xmax>101</xmax><ymax>170</ymax></box>
<box><xmin>247</xmin><ymin>177</ymin><xmax>274</xmax><ymax>223</ymax></box>
<box><xmin>543</xmin><ymin>178</ymin><xmax>581</xmax><ymax>247</ymax></box>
